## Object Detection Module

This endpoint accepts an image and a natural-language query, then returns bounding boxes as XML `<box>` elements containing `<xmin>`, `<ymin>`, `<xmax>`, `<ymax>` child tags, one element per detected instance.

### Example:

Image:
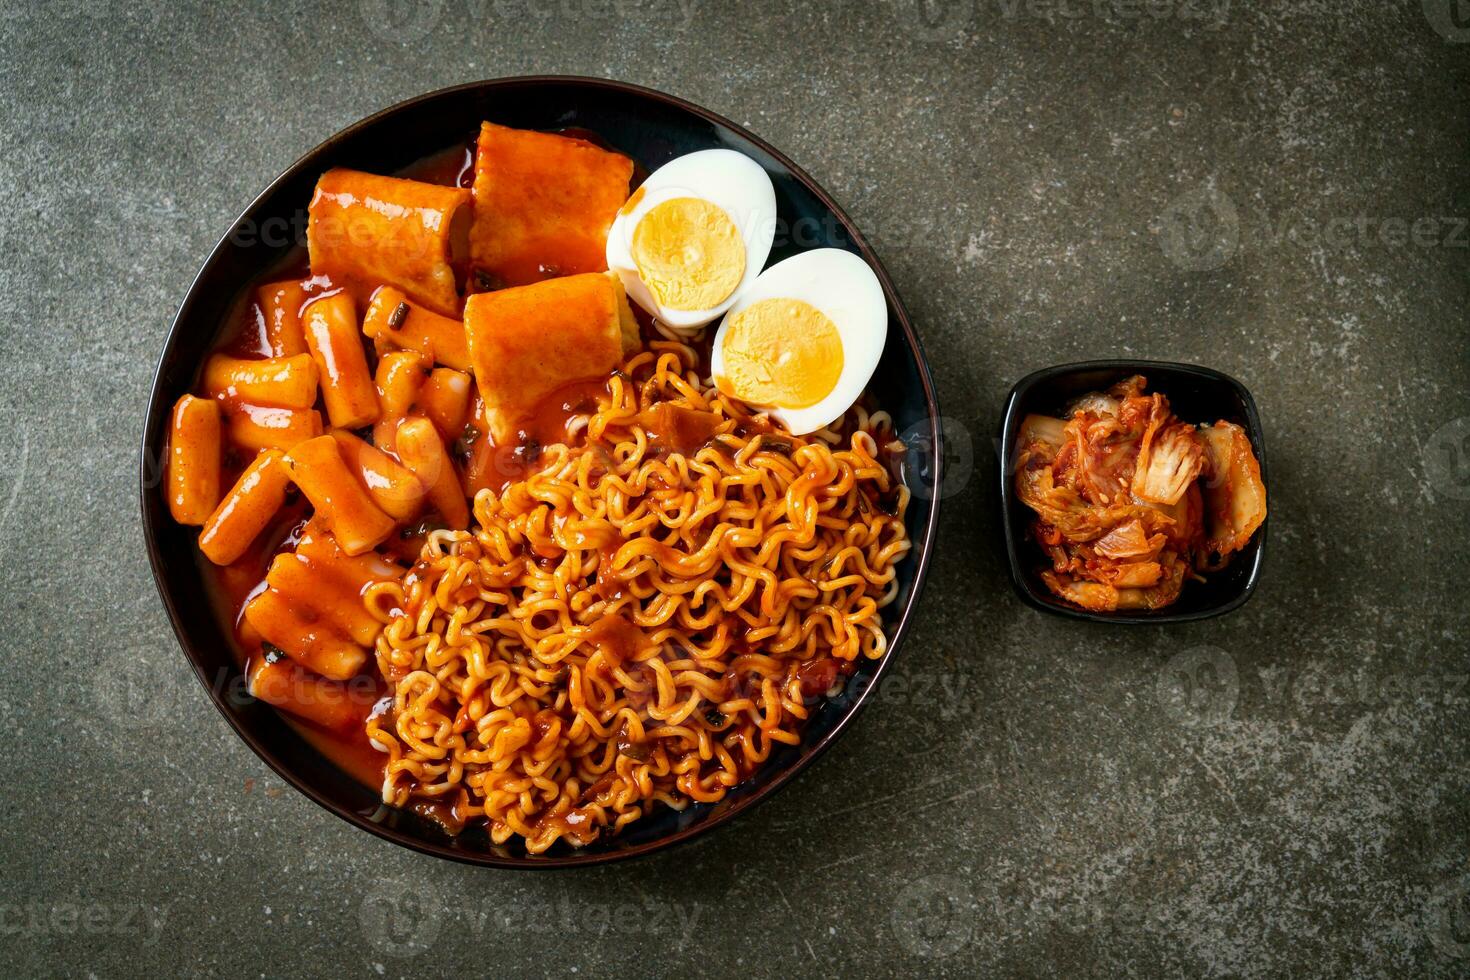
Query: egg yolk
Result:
<box><xmin>631</xmin><ymin>198</ymin><xmax>745</xmax><ymax>311</ymax></box>
<box><xmin>718</xmin><ymin>299</ymin><xmax>844</xmax><ymax>409</ymax></box>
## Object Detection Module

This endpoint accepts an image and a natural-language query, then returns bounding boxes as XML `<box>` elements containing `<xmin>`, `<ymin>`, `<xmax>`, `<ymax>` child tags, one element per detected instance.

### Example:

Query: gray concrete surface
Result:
<box><xmin>3</xmin><ymin>0</ymin><xmax>1468</xmax><ymax>976</ymax></box>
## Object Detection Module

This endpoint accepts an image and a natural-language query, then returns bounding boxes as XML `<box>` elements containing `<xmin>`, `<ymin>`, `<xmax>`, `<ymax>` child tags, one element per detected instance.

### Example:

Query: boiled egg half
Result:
<box><xmin>710</xmin><ymin>248</ymin><xmax>887</xmax><ymax>435</ymax></box>
<box><xmin>606</xmin><ymin>149</ymin><xmax>776</xmax><ymax>331</ymax></box>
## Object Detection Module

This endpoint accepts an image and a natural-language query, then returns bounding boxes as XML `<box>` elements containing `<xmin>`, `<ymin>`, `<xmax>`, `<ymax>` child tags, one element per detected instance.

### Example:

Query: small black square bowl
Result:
<box><xmin>998</xmin><ymin>360</ymin><xmax>1268</xmax><ymax>624</ymax></box>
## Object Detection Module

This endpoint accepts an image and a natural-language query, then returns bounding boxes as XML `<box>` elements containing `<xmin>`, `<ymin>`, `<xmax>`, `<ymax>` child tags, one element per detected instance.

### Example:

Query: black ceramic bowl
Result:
<box><xmin>999</xmin><ymin>360</ymin><xmax>1266</xmax><ymax>624</ymax></box>
<box><xmin>140</xmin><ymin>78</ymin><xmax>941</xmax><ymax>867</ymax></box>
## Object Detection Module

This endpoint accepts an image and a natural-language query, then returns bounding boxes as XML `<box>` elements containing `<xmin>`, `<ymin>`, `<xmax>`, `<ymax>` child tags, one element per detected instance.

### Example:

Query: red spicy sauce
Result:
<box><xmin>193</xmin><ymin>128</ymin><xmax>677</xmax><ymax>807</ymax></box>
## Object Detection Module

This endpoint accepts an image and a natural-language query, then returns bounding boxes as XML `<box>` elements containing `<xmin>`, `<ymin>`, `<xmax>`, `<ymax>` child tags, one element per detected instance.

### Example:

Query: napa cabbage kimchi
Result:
<box><xmin>1015</xmin><ymin>375</ymin><xmax>1266</xmax><ymax>613</ymax></box>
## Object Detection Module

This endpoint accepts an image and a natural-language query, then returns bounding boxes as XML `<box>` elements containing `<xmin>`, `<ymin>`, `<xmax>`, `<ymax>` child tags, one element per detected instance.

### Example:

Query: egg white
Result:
<box><xmin>606</xmin><ymin>149</ymin><xmax>776</xmax><ymax>331</ymax></box>
<box><xmin>710</xmin><ymin>248</ymin><xmax>888</xmax><ymax>435</ymax></box>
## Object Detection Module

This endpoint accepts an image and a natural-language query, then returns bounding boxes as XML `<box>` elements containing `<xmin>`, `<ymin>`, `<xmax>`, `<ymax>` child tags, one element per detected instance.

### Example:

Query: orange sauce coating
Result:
<box><xmin>185</xmin><ymin>133</ymin><xmax>712</xmax><ymax>808</ymax></box>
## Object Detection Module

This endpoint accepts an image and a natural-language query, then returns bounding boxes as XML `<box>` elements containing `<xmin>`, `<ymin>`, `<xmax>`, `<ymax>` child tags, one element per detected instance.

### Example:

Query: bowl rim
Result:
<box><xmin>998</xmin><ymin>358</ymin><xmax>1267</xmax><ymax>625</ymax></box>
<box><xmin>139</xmin><ymin>75</ymin><xmax>943</xmax><ymax>868</ymax></box>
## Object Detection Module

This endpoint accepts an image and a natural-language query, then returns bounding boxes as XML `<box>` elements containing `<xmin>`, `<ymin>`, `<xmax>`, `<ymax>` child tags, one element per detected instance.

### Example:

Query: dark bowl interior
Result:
<box><xmin>140</xmin><ymin>78</ymin><xmax>941</xmax><ymax>867</ymax></box>
<box><xmin>998</xmin><ymin>360</ymin><xmax>1267</xmax><ymax>625</ymax></box>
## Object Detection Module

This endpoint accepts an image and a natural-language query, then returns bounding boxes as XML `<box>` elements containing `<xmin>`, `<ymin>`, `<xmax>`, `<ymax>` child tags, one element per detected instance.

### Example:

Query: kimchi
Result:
<box><xmin>1015</xmin><ymin>375</ymin><xmax>1266</xmax><ymax>613</ymax></box>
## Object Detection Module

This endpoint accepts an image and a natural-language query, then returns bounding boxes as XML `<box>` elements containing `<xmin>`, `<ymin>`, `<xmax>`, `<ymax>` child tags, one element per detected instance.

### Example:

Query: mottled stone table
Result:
<box><xmin>3</xmin><ymin>0</ymin><xmax>1467</xmax><ymax>975</ymax></box>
